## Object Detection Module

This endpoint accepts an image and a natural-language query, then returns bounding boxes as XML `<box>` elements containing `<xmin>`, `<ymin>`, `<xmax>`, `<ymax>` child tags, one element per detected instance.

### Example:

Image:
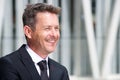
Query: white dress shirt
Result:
<box><xmin>25</xmin><ymin>45</ymin><xmax>49</xmax><ymax>76</ymax></box>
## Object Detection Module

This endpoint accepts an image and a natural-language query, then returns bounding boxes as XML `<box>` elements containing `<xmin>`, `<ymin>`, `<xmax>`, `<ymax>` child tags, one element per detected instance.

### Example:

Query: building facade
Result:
<box><xmin>0</xmin><ymin>0</ymin><xmax>120</xmax><ymax>79</ymax></box>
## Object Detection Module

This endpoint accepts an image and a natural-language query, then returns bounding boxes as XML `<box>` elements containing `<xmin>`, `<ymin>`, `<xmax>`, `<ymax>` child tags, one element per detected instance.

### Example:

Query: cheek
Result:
<box><xmin>32</xmin><ymin>32</ymin><xmax>42</xmax><ymax>42</ymax></box>
<box><xmin>39</xmin><ymin>32</ymin><xmax>47</xmax><ymax>42</ymax></box>
<box><xmin>43</xmin><ymin>31</ymin><xmax>60</xmax><ymax>40</ymax></box>
<box><xmin>57</xmin><ymin>32</ymin><xmax>60</xmax><ymax>38</ymax></box>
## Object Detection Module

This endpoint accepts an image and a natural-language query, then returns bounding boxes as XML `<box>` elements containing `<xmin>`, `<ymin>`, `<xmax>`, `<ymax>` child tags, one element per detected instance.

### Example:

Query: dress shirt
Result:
<box><xmin>25</xmin><ymin>45</ymin><xmax>49</xmax><ymax>76</ymax></box>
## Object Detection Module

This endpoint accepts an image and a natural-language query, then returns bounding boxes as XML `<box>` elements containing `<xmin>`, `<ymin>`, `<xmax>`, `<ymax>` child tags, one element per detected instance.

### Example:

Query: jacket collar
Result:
<box><xmin>18</xmin><ymin>44</ymin><xmax>41</xmax><ymax>80</ymax></box>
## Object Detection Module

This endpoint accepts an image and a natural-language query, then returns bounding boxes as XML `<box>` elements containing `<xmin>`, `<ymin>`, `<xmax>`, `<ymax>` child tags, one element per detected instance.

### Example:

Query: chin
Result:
<box><xmin>48</xmin><ymin>49</ymin><xmax>55</xmax><ymax>53</ymax></box>
<box><xmin>47</xmin><ymin>46</ymin><xmax>56</xmax><ymax>52</ymax></box>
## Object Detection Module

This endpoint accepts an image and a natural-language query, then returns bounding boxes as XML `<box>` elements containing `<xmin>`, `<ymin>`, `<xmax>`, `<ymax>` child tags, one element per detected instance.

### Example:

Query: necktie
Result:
<box><xmin>37</xmin><ymin>60</ymin><xmax>49</xmax><ymax>80</ymax></box>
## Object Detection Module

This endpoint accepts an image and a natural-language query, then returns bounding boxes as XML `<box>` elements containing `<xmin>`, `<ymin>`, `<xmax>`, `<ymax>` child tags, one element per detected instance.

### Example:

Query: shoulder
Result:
<box><xmin>0</xmin><ymin>50</ymin><xmax>20</xmax><ymax>70</ymax></box>
<box><xmin>0</xmin><ymin>44</ymin><xmax>26</xmax><ymax>68</ymax></box>
<box><xmin>0</xmin><ymin>48</ymin><xmax>24</xmax><ymax>80</ymax></box>
<box><xmin>48</xmin><ymin>58</ymin><xmax>68</xmax><ymax>71</ymax></box>
<box><xmin>48</xmin><ymin>58</ymin><xmax>70</xmax><ymax>80</ymax></box>
<box><xmin>0</xmin><ymin>50</ymin><xmax>20</xmax><ymax>64</ymax></box>
<box><xmin>0</xmin><ymin>44</ymin><xmax>26</xmax><ymax>63</ymax></box>
<box><xmin>0</xmin><ymin>52</ymin><xmax>19</xmax><ymax>79</ymax></box>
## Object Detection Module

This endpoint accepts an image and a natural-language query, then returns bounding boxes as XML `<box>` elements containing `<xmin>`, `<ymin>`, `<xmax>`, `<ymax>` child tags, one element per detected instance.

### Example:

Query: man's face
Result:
<box><xmin>29</xmin><ymin>12</ymin><xmax>60</xmax><ymax>55</ymax></box>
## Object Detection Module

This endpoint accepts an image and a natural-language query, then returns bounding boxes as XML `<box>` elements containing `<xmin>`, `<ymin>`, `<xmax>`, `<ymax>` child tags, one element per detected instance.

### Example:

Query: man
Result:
<box><xmin>0</xmin><ymin>3</ymin><xmax>69</xmax><ymax>80</ymax></box>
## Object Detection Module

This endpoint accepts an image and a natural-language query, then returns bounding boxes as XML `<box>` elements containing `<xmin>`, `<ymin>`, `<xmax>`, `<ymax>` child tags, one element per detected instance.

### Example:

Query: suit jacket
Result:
<box><xmin>0</xmin><ymin>44</ymin><xmax>69</xmax><ymax>80</ymax></box>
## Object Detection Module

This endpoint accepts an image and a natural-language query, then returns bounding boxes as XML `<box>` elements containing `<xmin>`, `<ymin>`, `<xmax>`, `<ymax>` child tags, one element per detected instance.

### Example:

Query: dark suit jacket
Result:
<box><xmin>0</xmin><ymin>44</ymin><xmax>69</xmax><ymax>80</ymax></box>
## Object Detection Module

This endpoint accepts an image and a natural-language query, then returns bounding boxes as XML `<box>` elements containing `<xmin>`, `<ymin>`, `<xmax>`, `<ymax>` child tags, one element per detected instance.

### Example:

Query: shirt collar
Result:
<box><xmin>25</xmin><ymin>45</ymin><xmax>48</xmax><ymax>64</ymax></box>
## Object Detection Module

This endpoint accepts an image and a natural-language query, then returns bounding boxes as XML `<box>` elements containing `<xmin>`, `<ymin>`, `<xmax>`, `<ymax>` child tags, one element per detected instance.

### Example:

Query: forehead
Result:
<box><xmin>36</xmin><ymin>12</ymin><xmax>59</xmax><ymax>23</ymax></box>
<box><xmin>36</xmin><ymin>12</ymin><xmax>58</xmax><ymax>18</ymax></box>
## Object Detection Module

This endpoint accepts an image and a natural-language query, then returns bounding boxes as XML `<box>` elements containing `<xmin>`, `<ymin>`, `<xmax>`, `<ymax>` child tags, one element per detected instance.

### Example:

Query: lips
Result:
<box><xmin>48</xmin><ymin>39</ymin><xmax>56</xmax><ymax>43</ymax></box>
<box><xmin>46</xmin><ymin>38</ymin><xmax>57</xmax><ymax>46</ymax></box>
<box><xmin>46</xmin><ymin>37</ymin><xmax>57</xmax><ymax>42</ymax></box>
<box><xmin>45</xmin><ymin>35</ymin><xmax>59</xmax><ymax>46</ymax></box>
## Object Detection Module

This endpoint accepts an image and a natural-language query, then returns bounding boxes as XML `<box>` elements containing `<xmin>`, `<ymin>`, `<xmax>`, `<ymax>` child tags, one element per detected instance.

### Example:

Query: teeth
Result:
<box><xmin>47</xmin><ymin>39</ymin><xmax>55</xmax><ymax>42</ymax></box>
<box><xmin>49</xmin><ymin>40</ymin><xmax>55</xmax><ymax>42</ymax></box>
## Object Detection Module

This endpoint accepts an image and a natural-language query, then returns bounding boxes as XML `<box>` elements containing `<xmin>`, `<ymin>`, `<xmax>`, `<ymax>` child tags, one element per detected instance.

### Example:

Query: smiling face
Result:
<box><xmin>24</xmin><ymin>12</ymin><xmax>60</xmax><ymax>58</ymax></box>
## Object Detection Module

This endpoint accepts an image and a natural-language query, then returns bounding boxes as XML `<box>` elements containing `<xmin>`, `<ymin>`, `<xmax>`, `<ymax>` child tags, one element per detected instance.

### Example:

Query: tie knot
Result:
<box><xmin>37</xmin><ymin>60</ymin><xmax>47</xmax><ymax>71</ymax></box>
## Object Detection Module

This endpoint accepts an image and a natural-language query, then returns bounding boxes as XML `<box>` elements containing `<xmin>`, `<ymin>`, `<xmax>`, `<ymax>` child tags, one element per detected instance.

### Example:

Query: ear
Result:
<box><xmin>23</xmin><ymin>25</ymin><xmax>32</xmax><ymax>39</ymax></box>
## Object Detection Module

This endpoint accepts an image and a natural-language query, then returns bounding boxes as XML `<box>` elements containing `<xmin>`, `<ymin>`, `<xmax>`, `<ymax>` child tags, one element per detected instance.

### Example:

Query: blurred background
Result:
<box><xmin>0</xmin><ymin>0</ymin><xmax>120</xmax><ymax>80</ymax></box>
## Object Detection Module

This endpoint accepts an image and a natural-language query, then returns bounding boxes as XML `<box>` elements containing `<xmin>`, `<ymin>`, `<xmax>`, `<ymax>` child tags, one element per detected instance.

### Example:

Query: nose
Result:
<box><xmin>49</xmin><ymin>27</ymin><xmax>59</xmax><ymax>37</ymax></box>
<box><xmin>50</xmin><ymin>28</ymin><xmax>57</xmax><ymax>36</ymax></box>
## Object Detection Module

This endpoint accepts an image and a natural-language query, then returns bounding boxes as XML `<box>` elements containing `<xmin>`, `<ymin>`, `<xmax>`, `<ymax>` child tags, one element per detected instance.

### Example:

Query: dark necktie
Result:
<box><xmin>37</xmin><ymin>60</ymin><xmax>49</xmax><ymax>80</ymax></box>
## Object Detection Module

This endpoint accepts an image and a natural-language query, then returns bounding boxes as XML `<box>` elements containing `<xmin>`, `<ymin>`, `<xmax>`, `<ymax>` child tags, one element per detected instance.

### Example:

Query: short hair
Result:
<box><xmin>22</xmin><ymin>3</ymin><xmax>61</xmax><ymax>30</ymax></box>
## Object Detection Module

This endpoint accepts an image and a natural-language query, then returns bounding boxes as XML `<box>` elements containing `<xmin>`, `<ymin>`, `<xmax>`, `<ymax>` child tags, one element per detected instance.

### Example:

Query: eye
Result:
<box><xmin>55</xmin><ymin>26</ymin><xmax>60</xmax><ymax>31</ymax></box>
<box><xmin>44</xmin><ymin>27</ymin><xmax>50</xmax><ymax>31</ymax></box>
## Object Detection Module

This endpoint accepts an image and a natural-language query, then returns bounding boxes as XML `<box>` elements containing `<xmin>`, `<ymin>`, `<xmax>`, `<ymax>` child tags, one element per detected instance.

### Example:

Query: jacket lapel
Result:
<box><xmin>19</xmin><ymin>45</ymin><xmax>41</xmax><ymax>80</ymax></box>
<box><xmin>48</xmin><ymin>58</ymin><xmax>60</xmax><ymax>80</ymax></box>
